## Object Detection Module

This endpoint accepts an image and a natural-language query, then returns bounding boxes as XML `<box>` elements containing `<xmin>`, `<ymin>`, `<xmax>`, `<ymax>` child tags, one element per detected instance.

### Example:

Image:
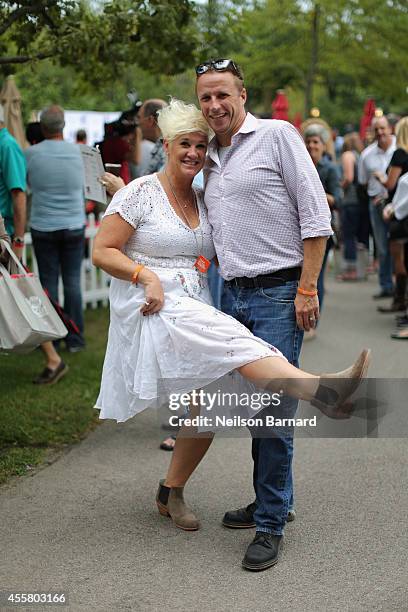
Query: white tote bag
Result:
<box><xmin>0</xmin><ymin>240</ymin><xmax>68</xmax><ymax>353</ymax></box>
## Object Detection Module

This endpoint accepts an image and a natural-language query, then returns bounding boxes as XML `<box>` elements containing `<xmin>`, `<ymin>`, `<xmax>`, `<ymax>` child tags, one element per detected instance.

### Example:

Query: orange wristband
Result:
<box><xmin>131</xmin><ymin>264</ymin><xmax>145</xmax><ymax>285</ymax></box>
<box><xmin>297</xmin><ymin>286</ymin><xmax>318</xmax><ymax>297</ymax></box>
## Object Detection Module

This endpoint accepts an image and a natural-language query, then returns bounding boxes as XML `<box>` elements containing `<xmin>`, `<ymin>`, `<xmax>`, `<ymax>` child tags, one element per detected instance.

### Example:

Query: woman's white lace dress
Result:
<box><xmin>95</xmin><ymin>174</ymin><xmax>283</xmax><ymax>422</ymax></box>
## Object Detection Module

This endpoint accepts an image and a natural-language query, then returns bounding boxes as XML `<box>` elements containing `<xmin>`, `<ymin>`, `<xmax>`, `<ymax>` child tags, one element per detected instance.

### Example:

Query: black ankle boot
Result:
<box><xmin>377</xmin><ymin>274</ymin><xmax>407</xmax><ymax>313</ymax></box>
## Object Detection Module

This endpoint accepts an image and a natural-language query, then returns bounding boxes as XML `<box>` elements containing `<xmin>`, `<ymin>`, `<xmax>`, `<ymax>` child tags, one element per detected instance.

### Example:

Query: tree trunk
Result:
<box><xmin>304</xmin><ymin>3</ymin><xmax>320</xmax><ymax>117</ymax></box>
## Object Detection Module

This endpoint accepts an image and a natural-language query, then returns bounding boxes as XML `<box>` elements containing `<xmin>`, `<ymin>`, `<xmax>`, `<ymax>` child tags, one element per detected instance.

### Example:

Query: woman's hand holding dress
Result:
<box><xmin>138</xmin><ymin>268</ymin><xmax>165</xmax><ymax>315</ymax></box>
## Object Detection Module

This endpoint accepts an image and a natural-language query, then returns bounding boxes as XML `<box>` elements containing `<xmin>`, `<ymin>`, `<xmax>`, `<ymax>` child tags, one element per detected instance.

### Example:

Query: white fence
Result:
<box><xmin>22</xmin><ymin>215</ymin><xmax>110</xmax><ymax>309</ymax></box>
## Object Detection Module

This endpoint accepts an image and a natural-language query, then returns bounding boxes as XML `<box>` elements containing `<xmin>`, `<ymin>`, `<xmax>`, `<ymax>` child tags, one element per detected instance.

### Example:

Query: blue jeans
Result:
<box><xmin>221</xmin><ymin>280</ymin><xmax>303</xmax><ymax>535</ymax></box>
<box><xmin>369</xmin><ymin>198</ymin><xmax>393</xmax><ymax>292</ymax></box>
<box><xmin>207</xmin><ymin>262</ymin><xmax>224</xmax><ymax>310</ymax></box>
<box><xmin>31</xmin><ymin>227</ymin><xmax>86</xmax><ymax>348</ymax></box>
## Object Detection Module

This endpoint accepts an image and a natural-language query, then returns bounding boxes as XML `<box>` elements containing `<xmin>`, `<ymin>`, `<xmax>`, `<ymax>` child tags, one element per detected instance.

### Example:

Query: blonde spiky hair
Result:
<box><xmin>157</xmin><ymin>98</ymin><xmax>211</xmax><ymax>142</ymax></box>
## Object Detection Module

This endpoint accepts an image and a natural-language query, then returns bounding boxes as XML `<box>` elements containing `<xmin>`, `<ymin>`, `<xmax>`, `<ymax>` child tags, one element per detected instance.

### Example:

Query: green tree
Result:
<box><xmin>195</xmin><ymin>0</ymin><xmax>246</xmax><ymax>59</ymax></box>
<box><xmin>232</xmin><ymin>0</ymin><xmax>408</xmax><ymax>125</ymax></box>
<box><xmin>232</xmin><ymin>1</ymin><xmax>308</xmax><ymax>110</ymax></box>
<box><xmin>0</xmin><ymin>0</ymin><xmax>198</xmax><ymax>82</ymax></box>
<box><xmin>14</xmin><ymin>59</ymin><xmax>198</xmax><ymax>121</ymax></box>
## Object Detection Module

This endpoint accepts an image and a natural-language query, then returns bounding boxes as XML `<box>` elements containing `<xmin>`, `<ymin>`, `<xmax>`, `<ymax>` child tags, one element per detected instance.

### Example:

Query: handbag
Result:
<box><xmin>0</xmin><ymin>240</ymin><xmax>68</xmax><ymax>353</ymax></box>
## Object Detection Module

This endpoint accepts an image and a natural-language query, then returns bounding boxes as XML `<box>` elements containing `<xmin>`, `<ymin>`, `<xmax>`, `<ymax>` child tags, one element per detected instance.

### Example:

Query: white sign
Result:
<box><xmin>79</xmin><ymin>145</ymin><xmax>107</xmax><ymax>204</ymax></box>
<box><xmin>63</xmin><ymin>110</ymin><xmax>120</xmax><ymax>146</ymax></box>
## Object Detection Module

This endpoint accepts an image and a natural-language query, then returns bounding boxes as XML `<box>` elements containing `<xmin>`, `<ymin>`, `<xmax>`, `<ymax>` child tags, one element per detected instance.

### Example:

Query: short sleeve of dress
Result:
<box><xmin>104</xmin><ymin>178</ymin><xmax>149</xmax><ymax>228</ymax></box>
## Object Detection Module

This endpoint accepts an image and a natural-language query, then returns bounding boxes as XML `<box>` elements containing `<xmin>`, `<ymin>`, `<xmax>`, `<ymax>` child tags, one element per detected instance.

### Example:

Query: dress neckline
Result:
<box><xmin>154</xmin><ymin>173</ymin><xmax>202</xmax><ymax>232</ymax></box>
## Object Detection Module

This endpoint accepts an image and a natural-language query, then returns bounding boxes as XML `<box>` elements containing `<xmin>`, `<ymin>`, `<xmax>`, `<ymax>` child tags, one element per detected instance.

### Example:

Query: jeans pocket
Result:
<box><xmin>258</xmin><ymin>282</ymin><xmax>297</xmax><ymax>304</ymax></box>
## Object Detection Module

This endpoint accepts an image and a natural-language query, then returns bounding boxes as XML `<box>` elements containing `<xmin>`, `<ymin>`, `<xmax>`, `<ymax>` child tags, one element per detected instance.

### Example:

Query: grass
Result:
<box><xmin>0</xmin><ymin>307</ymin><xmax>110</xmax><ymax>485</ymax></box>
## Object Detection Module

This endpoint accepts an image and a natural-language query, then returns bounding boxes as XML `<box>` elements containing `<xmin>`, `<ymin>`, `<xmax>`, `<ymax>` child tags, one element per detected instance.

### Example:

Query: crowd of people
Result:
<box><xmin>304</xmin><ymin>112</ymin><xmax>408</xmax><ymax>341</ymax></box>
<box><xmin>0</xmin><ymin>58</ymin><xmax>406</xmax><ymax>572</ymax></box>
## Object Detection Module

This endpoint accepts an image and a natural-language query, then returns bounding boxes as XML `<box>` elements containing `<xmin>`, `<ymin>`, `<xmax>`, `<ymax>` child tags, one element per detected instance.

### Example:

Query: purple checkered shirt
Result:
<box><xmin>203</xmin><ymin>113</ymin><xmax>333</xmax><ymax>281</ymax></box>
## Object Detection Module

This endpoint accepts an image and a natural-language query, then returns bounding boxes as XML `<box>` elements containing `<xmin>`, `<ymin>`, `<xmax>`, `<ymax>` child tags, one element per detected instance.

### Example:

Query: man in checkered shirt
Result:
<box><xmin>196</xmin><ymin>59</ymin><xmax>332</xmax><ymax>571</ymax></box>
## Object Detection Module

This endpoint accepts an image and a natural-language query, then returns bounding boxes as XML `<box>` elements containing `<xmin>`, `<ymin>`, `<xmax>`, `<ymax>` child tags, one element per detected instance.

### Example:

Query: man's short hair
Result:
<box><xmin>40</xmin><ymin>105</ymin><xmax>65</xmax><ymax>135</ymax></box>
<box><xmin>26</xmin><ymin>122</ymin><xmax>44</xmax><ymax>145</ymax></box>
<box><xmin>0</xmin><ymin>103</ymin><xmax>4</xmax><ymax>124</ymax></box>
<box><xmin>76</xmin><ymin>129</ymin><xmax>87</xmax><ymax>142</ymax></box>
<box><xmin>231</xmin><ymin>72</ymin><xmax>244</xmax><ymax>92</ymax></box>
<box><xmin>142</xmin><ymin>99</ymin><xmax>167</xmax><ymax>121</ymax></box>
<box><xmin>195</xmin><ymin>60</ymin><xmax>245</xmax><ymax>92</ymax></box>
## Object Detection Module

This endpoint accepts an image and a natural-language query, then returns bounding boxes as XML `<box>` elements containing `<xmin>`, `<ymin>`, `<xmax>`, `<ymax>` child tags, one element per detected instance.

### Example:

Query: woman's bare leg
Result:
<box><xmin>238</xmin><ymin>357</ymin><xmax>319</xmax><ymax>401</ymax></box>
<box><xmin>40</xmin><ymin>341</ymin><xmax>61</xmax><ymax>369</ymax></box>
<box><xmin>238</xmin><ymin>349</ymin><xmax>371</xmax><ymax>419</ymax></box>
<box><xmin>164</xmin><ymin>402</ymin><xmax>214</xmax><ymax>488</ymax></box>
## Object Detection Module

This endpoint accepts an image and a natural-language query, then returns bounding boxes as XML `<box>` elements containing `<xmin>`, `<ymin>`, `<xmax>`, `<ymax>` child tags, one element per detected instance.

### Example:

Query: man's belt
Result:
<box><xmin>225</xmin><ymin>267</ymin><xmax>301</xmax><ymax>289</ymax></box>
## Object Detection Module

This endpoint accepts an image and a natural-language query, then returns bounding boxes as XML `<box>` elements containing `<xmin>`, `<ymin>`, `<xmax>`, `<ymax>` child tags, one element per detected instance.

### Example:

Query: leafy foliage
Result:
<box><xmin>233</xmin><ymin>0</ymin><xmax>408</xmax><ymax>123</ymax></box>
<box><xmin>0</xmin><ymin>0</ymin><xmax>198</xmax><ymax>82</ymax></box>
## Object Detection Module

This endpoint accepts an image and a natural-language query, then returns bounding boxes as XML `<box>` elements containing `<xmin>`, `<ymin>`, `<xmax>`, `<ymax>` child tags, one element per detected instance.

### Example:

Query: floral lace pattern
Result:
<box><xmin>174</xmin><ymin>271</ymin><xmax>206</xmax><ymax>298</ymax></box>
<box><xmin>104</xmin><ymin>174</ymin><xmax>216</xmax><ymax>267</ymax></box>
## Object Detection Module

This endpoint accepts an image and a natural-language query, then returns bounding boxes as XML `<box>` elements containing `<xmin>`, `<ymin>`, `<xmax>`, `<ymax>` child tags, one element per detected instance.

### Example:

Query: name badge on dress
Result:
<box><xmin>193</xmin><ymin>255</ymin><xmax>211</xmax><ymax>273</ymax></box>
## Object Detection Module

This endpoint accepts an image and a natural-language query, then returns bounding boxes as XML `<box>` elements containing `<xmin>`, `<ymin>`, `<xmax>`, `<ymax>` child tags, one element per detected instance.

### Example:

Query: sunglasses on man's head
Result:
<box><xmin>195</xmin><ymin>59</ymin><xmax>243</xmax><ymax>80</ymax></box>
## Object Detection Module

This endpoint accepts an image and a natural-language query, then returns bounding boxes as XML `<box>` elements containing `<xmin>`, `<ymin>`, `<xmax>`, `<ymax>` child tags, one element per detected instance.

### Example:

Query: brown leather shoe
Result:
<box><xmin>312</xmin><ymin>349</ymin><xmax>371</xmax><ymax>419</ymax></box>
<box><xmin>156</xmin><ymin>480</ymin><xmax>200</xmax><ymax>531</ymax></box>
<box><xmin>32</xmin><ymin>361</ymin><xmax>69</xmax><ymax>385</ymax></box>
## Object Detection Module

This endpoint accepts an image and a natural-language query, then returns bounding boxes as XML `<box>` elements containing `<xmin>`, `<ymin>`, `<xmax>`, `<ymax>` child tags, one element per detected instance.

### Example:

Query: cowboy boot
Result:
<box><xmin>312</xmin><ymin>349</ymin><xmax>371</xmax><ymax>419</ymax></box>
<box><xmin>156</xmin><ymin>480</ymin><xmax>200</xmax><ymax>531</ymax></box>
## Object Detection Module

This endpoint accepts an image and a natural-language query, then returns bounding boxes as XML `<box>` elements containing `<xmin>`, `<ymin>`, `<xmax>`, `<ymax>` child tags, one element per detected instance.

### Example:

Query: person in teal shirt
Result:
<box><xmin>0</xmin><ymin>104</ymin><xmax>26</xmax><ymax>244</ymax></box>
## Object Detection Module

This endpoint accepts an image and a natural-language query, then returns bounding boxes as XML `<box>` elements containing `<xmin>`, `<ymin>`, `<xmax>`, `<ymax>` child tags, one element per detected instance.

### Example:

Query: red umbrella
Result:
<box><xmin>359</xmin><ymin>98</ymin><xmax>376</xmax><ymax>141</ymax></box>
<box><xmin>292</xmin><ymin>112</ymin><xmax>303</xmax><ymax>131</ymax></box>
<box><xmin>271</xmin><ymin>90</ymin><xmax>289</xmax><ymax>121</ymax></box>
